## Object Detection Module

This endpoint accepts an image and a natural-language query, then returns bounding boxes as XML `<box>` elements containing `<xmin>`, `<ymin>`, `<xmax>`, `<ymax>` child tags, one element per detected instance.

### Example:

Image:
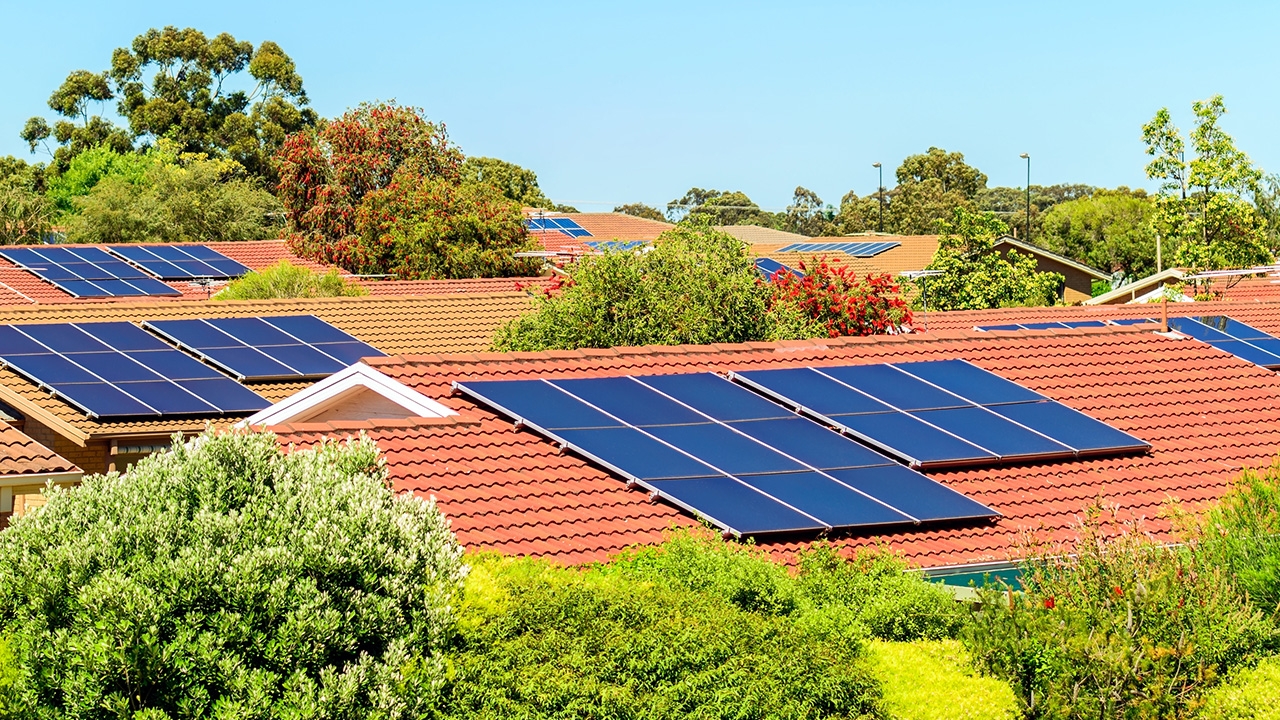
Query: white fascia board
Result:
<box><xmin>238</xmin><ymin>363</ymin><xmax>455</xmax><ymax>428</ymax></box>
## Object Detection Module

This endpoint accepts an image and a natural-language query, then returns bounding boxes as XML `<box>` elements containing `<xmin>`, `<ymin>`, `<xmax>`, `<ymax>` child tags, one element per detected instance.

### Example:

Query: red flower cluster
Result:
<box><xmin>766</xmin><ymin>258</ymin><xmax>912</xmax><ymax>337</ymax></box>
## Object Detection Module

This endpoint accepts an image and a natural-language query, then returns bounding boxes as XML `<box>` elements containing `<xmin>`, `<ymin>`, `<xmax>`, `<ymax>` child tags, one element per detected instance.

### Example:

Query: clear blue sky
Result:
<box><xmin>3</xmin><ymin>0</ymin><xmax>1277</xmax><ymax>212</ymax></box>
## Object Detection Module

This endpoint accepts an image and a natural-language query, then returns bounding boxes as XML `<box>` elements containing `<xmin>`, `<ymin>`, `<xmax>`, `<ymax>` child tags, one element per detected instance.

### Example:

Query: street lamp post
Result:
<box><xmin>872</xmin><ymin>162</ymin><xmax>883</xmax><ymax>233</ymax></box>
<box><xmin>1019</xmin><ymin>153</ymin><xmax>1030</xmax><ymax>241</ymax></box>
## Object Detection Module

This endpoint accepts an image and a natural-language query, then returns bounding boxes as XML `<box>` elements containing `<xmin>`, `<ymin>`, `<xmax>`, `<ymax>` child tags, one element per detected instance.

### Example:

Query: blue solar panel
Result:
<box><xmin>456</xmin><ymin>373</ymin><xmax>1001</xmax><ymax>536</ymax></box>
<box><xmin>1163</xmin><ymin>316</ymin><xmax>1280</xmax><ymax>368</ymax></box>
<box><xmin>144</xmin><ymin>316</ymin><xmax>384</xmax><ymax>381</ymax></box>
<box><xmin>827</xmin><ymin>466</ymin><xmax>996</xmax><ymax>522</ymax></box>
<box><xmin>1109</xmin><ymin>318</ymin><xmax>1156</xmax><ymax>326</ymax></box>
<box><xmin>736</xmin><ymin>361</ymin><xmax>1149</xmax><ymax>467</ymax></box>
<box><xmin>776</xmin><ymin>241</ymin><xmax>899</xmax><ymax>257</ymax></box>
<box><xmin>585</xmin><ymin>240</ymin><xmax>645</xmax><ymax>251</ymax></box>
<box><xmin>896</xmin><ymin>359</ymin><xmax>1043</xmax><ymax>405</ymax></box>
<box><xmin>0</xmin><ymin>322</ymin><xmax>267</xmax><ymax>418</ymax></box>
<box><xmin>0</xmin><ymin>247</ymin><xmax>183</xmax><ymax>298</ymax></box>
<box><xmin>987</xmin><ymin>401</ymin><xmax>1151</xmax><ymax>456</ymax></box>
<box><xmin>733</xmin><ymin>367</ymin><xmax>894</xmax><ymax>416</ymax></box>
<box><xmin>755</xmin><ymin>257</ymin><xmax>802</xmax><ymax>281</ymax></box>
<box><xmin>106</xmin><ymin>243</ymin><xmax>253</xmax><ymax>279</ymax></box>
<box><xmin>646</xmin><ymin>476</ymin><xmax>828</xmax><ymax>534</ymax></box>
<box><xmin>1204</xmin><ymin>340</ymin><xmax>1280</xmax><ymax>368</ymax></box>
<box><xmin>819</xmin><ymin>365</ymin><xmax>971</xmax><ymax>412</ymax></box>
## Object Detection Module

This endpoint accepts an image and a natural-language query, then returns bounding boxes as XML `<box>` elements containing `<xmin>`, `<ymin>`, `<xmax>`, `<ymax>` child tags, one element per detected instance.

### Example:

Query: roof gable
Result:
<box><xmin>242</xmin><ymin>363</ymin><xmax>455</xmax><ymax>427</ymax></box>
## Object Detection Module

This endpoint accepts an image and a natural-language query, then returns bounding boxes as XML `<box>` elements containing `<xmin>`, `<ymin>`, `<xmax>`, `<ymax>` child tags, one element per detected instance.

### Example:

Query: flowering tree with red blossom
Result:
<box><xmin>276</xmin><ymin>102</ymin><xmax>539</xmax><ymax>278</ymax></box>
<box><xmin>765</xmin><ymin>259</ymin><xmax>911</xmax><ymax>339</ymax></box>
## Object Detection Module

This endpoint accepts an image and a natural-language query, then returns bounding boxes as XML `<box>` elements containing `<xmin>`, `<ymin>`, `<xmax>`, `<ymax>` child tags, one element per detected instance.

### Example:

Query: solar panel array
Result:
<box><xmin>776</xmin><ymin>241</ymin><xmax>901</xmax><ymax>257</ymax></box>
<box><xmin>979</xmin><ymin>320</ymin><xmax>1114</xmax><ymax>331</ymax></box>
<box><xmin>526</xmin><ymin>217</ymin><xmax>593</xmax><ymax>237</ymax></box>
<box><xmin>0</xmin><ymin>247</ymin><xmax>180</xmax><ymax>298</ymax></box>
<box><xmin>107</xmin><ymin>245</ymin><xmax>250</xmax><ymax>280</ymax></box>
<box><xmin>734</xmin><ymin>360</ymin><xmax>1150</xmax><ymax>469</ymax></box>
<box><xmin>0</xmin><ymin>322</ymin><xmax>268</xmax><ymax>418</ymax></box>
<box><xmin>457</xmin><ymin>372</ymin><xmax>999</xmax><ymax>536</ymax></box>
<box><xmin>145</xmin><ymin>316</ymin><xmax>385</xmax><ymax>381</ymax></box>
<box><xmin>755</xmin><ymin>257</ymin><xmax>803</xmax><ymax>281</ymax></box>
<box><xmin>585</xmin><ymin>240</ymin><xmax>648</xmax><ymax>252</ymax></box>
<box><xmin>1165</xmin><ymin>315</ymin><xmax>1280</xmax><ymax>369</ymax></box>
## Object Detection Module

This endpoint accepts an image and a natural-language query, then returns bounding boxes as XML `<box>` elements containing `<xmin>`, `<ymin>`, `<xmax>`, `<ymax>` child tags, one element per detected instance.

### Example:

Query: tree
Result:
<box><xmin>1038</xmin><ymin>189</ymin><xmax>1156</xmax><ymax>277</ymax></box>
<box><xmin>460</xmin><ymin>156</ymin><xmax>557</xmax><ymax>209</ymax></box>
<box><xmin>613</xmin><ymin>202</ymin><xmax>666</xmax><ymax>222</ymax></box>
<box><xmin>833</xmin><ymin>190</ymin><xmax>880</xmax><ymax>235</ymax></box>
<box><xmin>1142</xmin><ymin>95</ymin><xmax>1271</xmax><ymax>275</ymax></box>
<box><xmin>0</xmin><ymin>429</ymin><xmax>466</xmax><ymax>718</ymax></box>
<box><xmin>214</xmin><ymin>259</ymin><xmax>367</xmax><ymax>300</ymax></box>
<box><xmin>24</xmin><ymin>27</ymin><xmax>316</xmax><ymax>181</ymax></box>
<box><xmin>0</xmin><ymin>158</ymin><xmax>51</xmax><ymax>244</ymax></box>
<box><xmin>780</xmin><ymin>186</ymin><xmax>836</xmax><ymax>237</ymax></box>
<box><xmin>493</xmin><ymin>223</ymin><xmax>909</xmax><ymax>351</ymax></box>
<box><xmin>45</xmin><ymin>144</ymin><xmax>157</xmax><ymax>216</ymax></box>
<box><xmin>666</xmin><ymin>188</ymin><xmax>777</xmax><ymax>226</ymax></box>
<box><xmin>915</xmin><ymin>208</ymin><xmax>1063</xmax><ymax>310</ymax></box>
<box><xmin>63</xmin><ymin>148</ymin><xmax>283</xmax><ymax>244</ymax></box>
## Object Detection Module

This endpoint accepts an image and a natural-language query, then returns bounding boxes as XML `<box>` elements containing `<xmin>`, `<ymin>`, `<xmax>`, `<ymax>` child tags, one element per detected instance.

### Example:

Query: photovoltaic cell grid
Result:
<box><xmin>755</xmin><ymin>258</ymin><xmax>803</xmax><ymax>282</ymax></box>
<box><xmin>526</xmin><ymin>217</ymin><xmax>593</xmax><ymax>238</ymax></box>
<box><xmin>733</xmin><ymin>360</ymin><xmax>1150</xmax><ymax>469</ymax></box>
<box><xmin>1164</xmin><ymin>315</ymin><xmax>1280</xmax><ymax>369</ymax></box>
<box><xmin>0</xmin><ymin>322</ymin><xmax>267</xmax><ymax>418</ymax></box>
<box><xmin>144</xmin><ymin>315</ymin><xmax>385</xmax><ymax>381</ymax></box>
<box><xmin>107</xmin><ymin>245</ymin><xmax>250</xmax><ymax>280</ymax></box>
<box><xmin>585</xmin><ymin>240</ymin><xmax>648</xmax><ymax>252</ymax></box>
<box><xmin>0</xmin><ymin>247</ymin><xmax>181</xmax><ymax>298</ymax></box>
<box><xmin>456</xmin><ymin>372</ymin><xmax>999</xmax><ymax>536</ymax></box>
<box><xmin>776</xmin><ymin>241</ymin><xmax>901</xmax><ymax>257</ymax></box>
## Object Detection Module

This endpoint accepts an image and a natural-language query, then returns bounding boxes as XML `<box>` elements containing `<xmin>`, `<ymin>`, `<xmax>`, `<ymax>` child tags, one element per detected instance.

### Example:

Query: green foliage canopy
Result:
<box><xmin>62</xmin><ymin>147</ymin><xmax>282</xmax><ymax>244</ymax></box>
<box><xmin>460</xmin><ymin>156</ymin><xmax>556</xmax><ymax>209</ymax></box>
<box><xmin>612</xmin><ymin>202</ymin><xmax>666</xmax><ymax>221</ymax></box>
<box><xmin>0</xmin><ymin>430</ymin><xmax>466</xmax><ymax>719</ymax></box>
<box><xmin>1038</xmin><ymin>188</ymin><xmax>1156</xmax><ymax>277</ymax></box>
<box><xmin>916</xmin><ymin>208</ymin><xmax>1063</xmax><ymax>310</ymax></box>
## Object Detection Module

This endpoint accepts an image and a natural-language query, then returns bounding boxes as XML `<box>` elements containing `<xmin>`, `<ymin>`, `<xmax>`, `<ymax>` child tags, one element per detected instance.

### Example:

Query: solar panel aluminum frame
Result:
<box><xmin>730</xmin><ymin>361</ymin><xmax>1105</xmax><ymax>469</ymax></box>
<box><xmin>454</xmin><ymin>375</ymin><xmax>997</xmax><ymax>536</ymax></box>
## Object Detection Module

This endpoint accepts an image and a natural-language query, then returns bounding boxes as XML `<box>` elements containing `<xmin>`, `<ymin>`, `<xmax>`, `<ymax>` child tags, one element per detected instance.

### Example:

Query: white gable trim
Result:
<box><xmin>238</xmin><ymin>363</ymin><xmax>455</xmax><ymax>427</ymax></box>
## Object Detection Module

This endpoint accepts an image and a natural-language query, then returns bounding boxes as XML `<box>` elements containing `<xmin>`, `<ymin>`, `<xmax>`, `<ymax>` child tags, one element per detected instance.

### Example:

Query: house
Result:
<box><xmin>0</xmin><ymin>419</ymin><xmax>80</xmax><ymax>525</ymax></box>
<box><xmin>259</xmin><ymin>307</ymin><xmax>1280</xmax><ymax>578</ymax></box>
<box><xmin>750</xmin><ymin>232</ymin><xmax>1108</xmax><ymax>304</ymax></box>
<box><xmin>0</xmin><ymin>240</ymin><xmax>552</xmax><ymax>305</ymax></box>
<box><xmin>525</xmin><ymin>211</ymin><xmax>674</xmax><ymax>254</ymax></box>
<box><xmin>0</xmin><ymin>294</ymin><xmax>535</xmax><ymax>481</ymax></box>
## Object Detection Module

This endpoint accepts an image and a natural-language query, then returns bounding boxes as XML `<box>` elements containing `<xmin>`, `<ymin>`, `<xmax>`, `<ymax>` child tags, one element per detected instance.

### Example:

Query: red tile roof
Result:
<box><xmin>0</xmin><ymin>420</ymin><xmax>79</xmax><ymax>479</ymax></box>
<box><xmin>272</xmin><ymin>320</ymin><xmax>1280</xmax><ymax>569</ymax></box>
<box><xmin>360</xmin><ymin>277</ymin><xmax>554</xmax><ymax>296</ymax></box>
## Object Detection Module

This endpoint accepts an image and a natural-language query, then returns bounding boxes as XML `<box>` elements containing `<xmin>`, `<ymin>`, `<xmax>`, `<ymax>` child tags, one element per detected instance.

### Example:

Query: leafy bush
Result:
<box><xmin>1198</xmin><ymin>656</ymin><xmax>1280</xmax><ymax>720</ymax></box>
<box><xmin>46</xmin><ymin>144</ymin><xmax>156</xmax><ymax>215</ymax></box>
<box><xmin>964</xmin><ymin>505</ymin><xmax>1276</xmax><ymax>719</ymax></box>
<box><xmin>435</xmin><ymin>553</ymin><xmax>884</xmax><ymax>719</ymax></box>
<box><xmin>0</xmin><ymin>429</ymin><xmax>466</xmax><ymax>719</ymax></box>
<box><xmin>214</xmin><ymin>259</ymin><xmax>368</xmax><ymax>300</ymax></box>
<box><xmin>1186</xmin><ymin>460</ymin><xmax>1280</xmax><ymax>613</ymax></box>
<box><xmin>63</xmin><ymin>150</ymin><xmax>282</xmax><ymax>244</ymax></box>
<box><xmin>868</xmin><ymin>640</ymin><xmax>1018</xmax><ymax>720</ymax></box>
<box><xmin>494</xmin><ymin>224</ymin><xmax>910</xmax><ymax>351</ymax></box>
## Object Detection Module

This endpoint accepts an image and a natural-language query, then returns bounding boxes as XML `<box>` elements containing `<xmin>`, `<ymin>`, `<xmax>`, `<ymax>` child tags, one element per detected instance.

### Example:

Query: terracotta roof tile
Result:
<box><xmin>276</xmin><ymin>319</ymin><xmax>1280</xmax><ymax>569</ymax></box>
<box><xmin>754</xmin><ymin>235</ymin><xmax>940</xmax><ymax>278</ymax></box>
<box><xmin>0</xmin><ymin>420</ymin><xmax>78</xmax><ymax>478</ymax></box>
<box><xmin>360</xmin><ymin>277</ymin><xmax>553</xmax><ymax>295</ymax></box>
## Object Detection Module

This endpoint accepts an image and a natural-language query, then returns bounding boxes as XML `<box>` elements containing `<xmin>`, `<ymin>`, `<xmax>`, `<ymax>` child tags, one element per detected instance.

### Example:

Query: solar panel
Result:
<box><xmin>755</xmin><ymin>258</ymin><xmax>802</xmax><ymax>281</ymax></box>
<box><xmin>585</xmin><ymin>240</ymin><xmax>646</xmax><ymax>251</ymax></box>
<box><xmin>734</xmin><ymin>360</ymin><xmax>1149</xmax><ymax>468</ymax></box>
<box><xmin>1166</xmin><ymin>316</ymin><xmax>1280</xmax><ymax>368</ymax></box>
<box><xmin>776</xmin><ymin>241</ymin><xmax>900</xmax><ymax>257</ymax></box>
<box><xmin>456</xmin><ymin>372</ymin><xmax>1000</xmax><ymax>537</ymax></box>
<box><xmin>107</xmin><ymin>245</ymin><xmax>250</xmax><ymax>280</ymax></box>
<box><xmin>0</xmin><ymin>322</ymin><xmax>267</xmax><ymax>418</ymax></box>
<box><xmin>525</xmin><ymin>217</ymin><xmax>593</xmax><ymax>237</ymax></box>
<box><xmin>0</xmin><ymin>247</ymin><xmax>182</xmax><ymax>298</ymax></box>
<box><xmin>978</xmin><ymin>320</ymin><xmax>1113</xmax><ymax>331</ymax></box>
<box><xmin>144</xmin><ymin>315</ymin><xmax>385</xmax><ymax>381</ymax></box>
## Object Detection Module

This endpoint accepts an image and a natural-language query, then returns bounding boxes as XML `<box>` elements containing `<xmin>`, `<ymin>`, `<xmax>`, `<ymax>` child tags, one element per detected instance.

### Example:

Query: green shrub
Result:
<box><xmin>436</xmin><ymin>554</ymin><xmax>884</xmax><ymax>719</ymax></box>
<box><xmin>964</xmin><ymin>505</ymin><xmax>1276</xmax><ymax>719</ymax></box>
<box><xmin>0</xmin><ymin>429</ymin><xmax>466</xmax><ymax>719</ymax></box>
<box><xmin>1189</xmin><ymin>460</ymin><xmax>1280</xmax><ymax>613</ymax></box>
<box><xmin>1198</xmin><ymin>656</ymin><xmax>1280</xmax><ymax>719</ymax></box>
<box><xmin>868</xmin><ymin>640</ymin><xmax>1018</xmax><ymax>720</ymax></box>
<box><xmin>214</xmin><ymin>259</ymin><xmax>368</xmax><ymax>300</ymax></box>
